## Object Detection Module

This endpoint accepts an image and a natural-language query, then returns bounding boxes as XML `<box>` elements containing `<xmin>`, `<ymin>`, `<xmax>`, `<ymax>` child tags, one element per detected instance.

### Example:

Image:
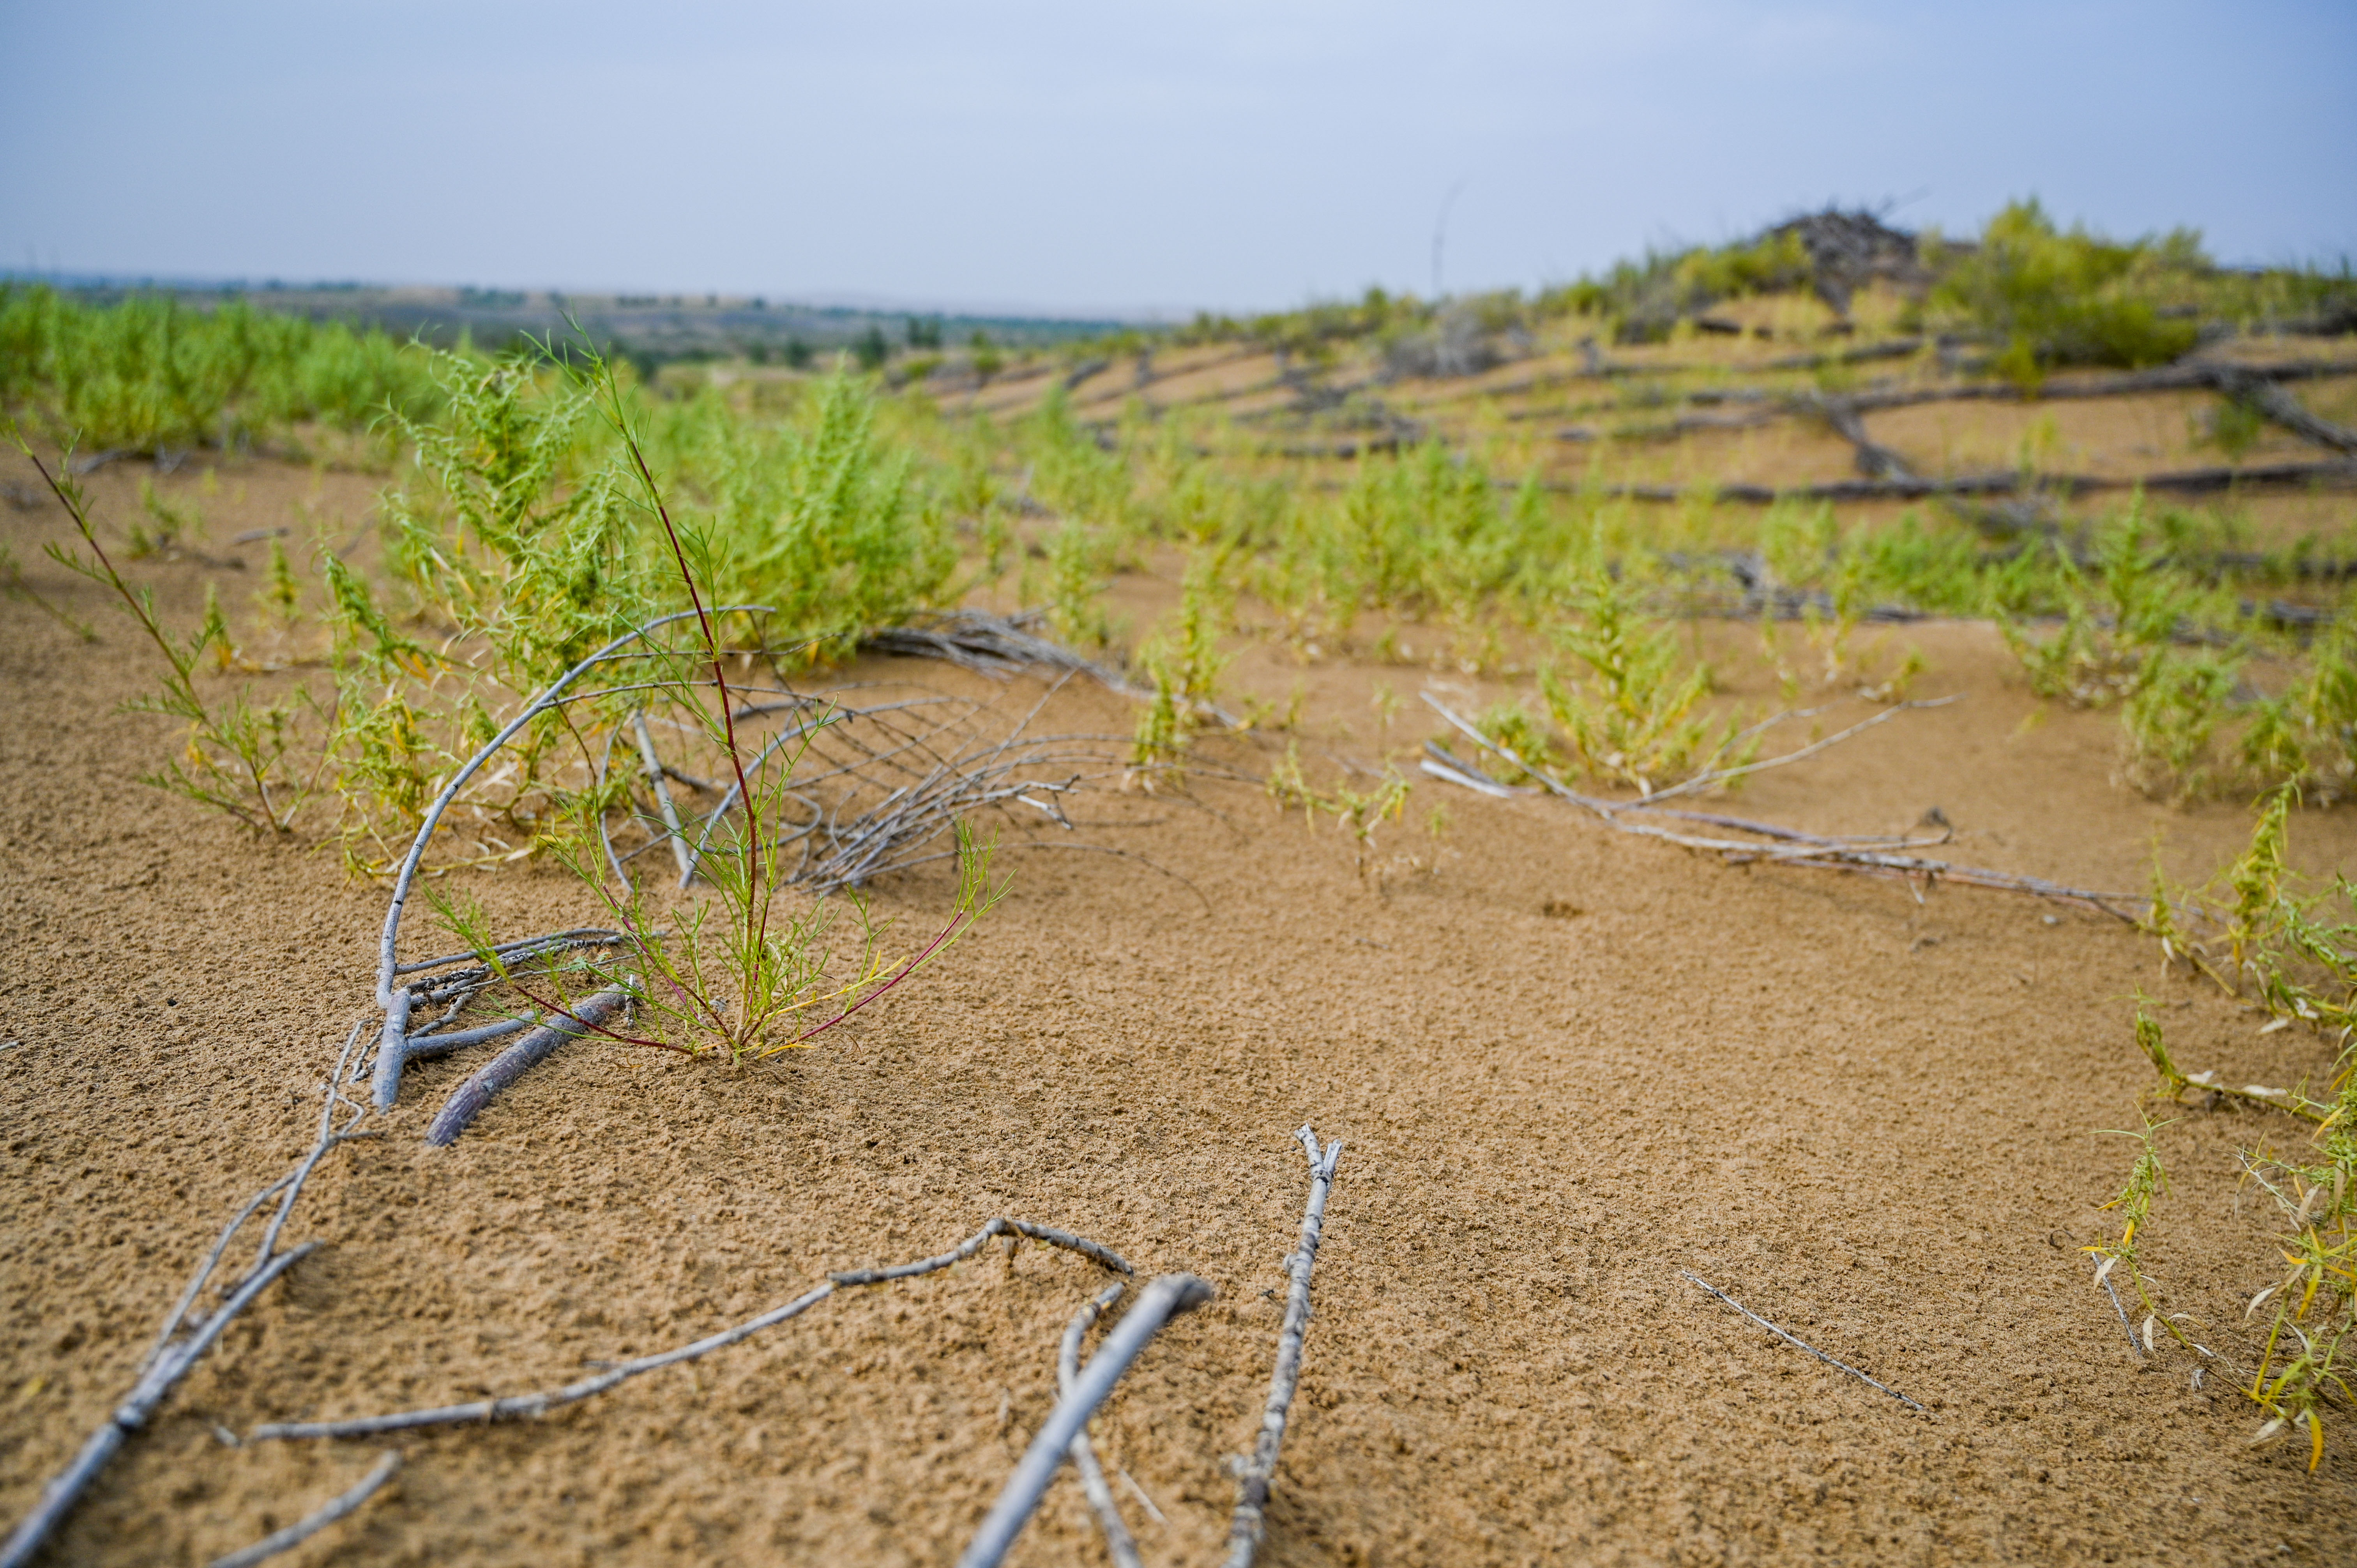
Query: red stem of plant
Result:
<box><xmin>506</xmin><ymin>982</ymin><xmax>695</xmax><ymax>1056</ymax></box>
<box><xmin>785</xmin><ymin>912</ymin><xmax>969</xmax><ymax>1049</ymax></box>
<box><xmin>606</xmin><ymin>375</ymin><xmax>770</xmax><ymax>1031</ymax></box>
<box><xmin>27</xmin><ymin>450</ymin><xmax>196</xmax><ymax>684</ymax></box>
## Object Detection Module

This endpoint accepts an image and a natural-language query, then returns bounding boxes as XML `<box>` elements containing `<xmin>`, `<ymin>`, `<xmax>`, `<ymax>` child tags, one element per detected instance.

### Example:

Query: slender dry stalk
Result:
<box><xmin>1680</xmin><ymin>1270</ymin><xmax>1928</xmax><ymax>1413</ymax></box>
<box><xmin>206</xmin><ymin>1452</ymin><xmax>400</xmax><ymax>1568</ymax></box>
<box><xmin>1422</xmin><ymin>704</ymin><xmax>2146</xmax><ymax>920</ymax></box>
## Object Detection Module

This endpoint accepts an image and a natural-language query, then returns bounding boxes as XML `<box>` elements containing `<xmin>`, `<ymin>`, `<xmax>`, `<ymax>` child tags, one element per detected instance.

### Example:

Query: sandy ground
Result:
<box><xmin>4</xmin><ymin>453</ymin><xmax>2356</xmax><ymax>1566</ymax></box>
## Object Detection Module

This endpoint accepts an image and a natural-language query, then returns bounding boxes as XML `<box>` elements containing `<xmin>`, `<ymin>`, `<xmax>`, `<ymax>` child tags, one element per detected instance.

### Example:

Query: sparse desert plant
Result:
<box><xmin>1261</xmin><ymin>742</ymin><xmax>1409</xmax><ymax>881</ymax></box>
<box><xmin>2000</xmin><ymin>500</ymin><xmax>2198</xmax><ymax>708</ymax></box>
<box><xmin>2123</xmin><ymin>1002</ymin><xmax>2357</xmax><ymax>1470</ymax></box>
<box><xmin>1540</xmin><ymin>546</ymin><xmax>1721</xmax><ymax>793</ymax></box>
<box><xmin>2083</xmin><ymin>1113</ymin><xmax>2189</xmax><ymax>1357</ymax></box>
<box><xmin>2150</xmin><ymin>791</ymin><xmax>2356</xmax><ymax>1034</ymax></box>
<box><xmin>2239</xmin><ymin>595</ymin><xmax>2357</xmax><ymax>802</ymax></box>
<box><xmin>2238</xmin><ymin>1066</ymin><xmax>2357</xmax><ymax>1471</ymax></box>
<box><xmin>2192</xmin><ymin>394</ymin><xmax>2267</xmax><ymax>461</ymax></box>
<box><xmin>0</xmin><ymin>283</ymin><xmax>441</xmax><ymax>453</ymax></box>
<box><xmin>2120</xmin><ymin>647</ymin><xmax>2240</xmax><ymax>802</ymax></box>
<box><xmin>1127</xmin><ymin>546</ymin><xmax>1233</xmax><ymax>786</ymax></box>
<box><xmin>131</xmin><ymin>477</ymin><xmax>205</xmax><ymax>558</ymax></box>
<box><xmin>1472</xmin><ymin>701</ymin><xmax>1559</xmax><ymax>785</ymax></box>
<box><xmin>1044</xmin><ymin>519</ymin><xmax>1113</xmax><ymax>648</ymax></box>
<box><xmin>11</xmin><ymin>431</ymin><xmax>313</xmax><ymax>831</ymax></box>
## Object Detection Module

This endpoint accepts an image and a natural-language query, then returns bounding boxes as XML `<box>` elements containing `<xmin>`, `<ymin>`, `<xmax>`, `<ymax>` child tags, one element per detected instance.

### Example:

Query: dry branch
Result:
<box><xmin>247</xmin><ymin>1217</ymin><xmax>1131</xmax><ymax>1442</ymax></box>
<box><xmin>1224</xmin><ymin>1127</ymin><xmax>1345</xmax><ymax>1568</ymax></box>
<box><xmin>1680</xmin><ymin>1270</ymin><xmax>1927</xmax><ymax>1413</ymax></box>
<box><xmin>1419</xmin><ymin>706</ymin><xmax>2145</xmax><ymax>922</ymax></box>
<box><xmin>2210</xmin><ymin>366</ymin><xmax>2357</xmax><ymax>456</ymax></box>
<box><xmin>206</xmin><ymin>1451</ymin><xmax>400</xmax><ymax>1568</ymax></box>
<box><xmin>632</xmin><ymin>710</ymin><xmax>696</xmax><ymax>882</ymax></box>
<box><xmin>863</xmin><ymin>609</ymin><xmax>1244</xmax><ymax>726</ymax></box>
<box><xmin>1059</xmin><ymin>1284</ymin><xmax>1143</xmax><ymax>1568</ymax></box>
<box><xmin>423</xmin><ymin>987</ymin><xmax>629</xmax><ymax>1147</ymax></box>
<box><xmin>955</xmin><ymin>1274</ymin><xmax>1216</xmax><ymax>1568</ymax></box>
<box><xmin>0</xmin><ymin>1022</ymin><xmax>369</xmax><ymax>1568</ymax></box>
<box><xmin>401</xmin><ymin>1012</ymin><xmax>536</xmax><ymax>1060</ymax></box>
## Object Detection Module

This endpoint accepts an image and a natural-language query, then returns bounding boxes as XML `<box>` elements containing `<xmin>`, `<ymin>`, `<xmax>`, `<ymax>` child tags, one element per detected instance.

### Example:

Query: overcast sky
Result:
<box><xmin>3</xmin><ymin>1</ymin><xmax>2350</xmax><ymax>316</ymax></box>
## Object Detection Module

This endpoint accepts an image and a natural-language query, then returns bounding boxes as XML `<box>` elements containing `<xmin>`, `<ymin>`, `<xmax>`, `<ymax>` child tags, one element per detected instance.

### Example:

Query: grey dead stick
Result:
<box><xmin>1</xmin><ymin>1243</ymin><xmax>323</xmax><ymax>1568</ymax></box>
<box><xmin>0</xmin><ymin>1025</ymin><xmax>372</xmax><ymax>1568</ymax></box>
<box><xmin>631</xmin><ymin>709</ymin><xmax>696</xmax><ymax>883</ymax></box>
<box><xmin>1058</xmin><ymin>1284</ymin><xmax>1142</xmax><ymax>1568</ymax></box>
<box><xmin>955</xmin><ymin>1273</ymin><xmax>1216</xmax><ymax>1568</ymax></box>
<box><xmin>1223</xmin><ymin>1127</ymin><xmax>1345</xmax><ymax>1568</ymax></box>
<box><xmin>367</xmin><ymin>988</ymin><xmax>412</xmax><ymax>1112</ymax></box>
<box><xmin>423</xmin><ymin>989</ymin><xmax>629</xmax><ymax>1148</ymax></box>
<box><xmin>1419</xmin><ymin>702</ymin><xmax>2149</xmax><ymax>922</ymax></box>
<box><xmin>206</xmin><ymin>1451</ymin><xmax>400</xmax><ymax>1568</ymax></box>
<box><xmin>401</xmin><ymin>1012</ymin><xmax>537</xmax><ymax>1060</ymax></box>
<box><xmin>1680</xmin><ymin>1270</ymin><xmax>1929</xmax><ymax>1413</ymax></box>
<box><xmin>246</xmin><ymin>1218</ymin><xmax>1131</xmax><ymax>1441</ymax></box>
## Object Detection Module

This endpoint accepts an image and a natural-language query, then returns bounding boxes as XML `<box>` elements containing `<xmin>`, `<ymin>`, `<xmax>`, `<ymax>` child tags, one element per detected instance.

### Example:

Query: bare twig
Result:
<box><xmin>631</xmin><ymin>710</ymin><xmax>695</xmax><ymax>882</ymax></box>
<box><xmin>1641</xmin><ymin>697</ymin><xmax>1961</xmax><ymax>804</ymax></box>
<box><xmin>1421</xmin><ymin>707</ymin><xmax>2144</xmax><ymax>921</ymax></box>
<box><xmin>423</xmin><ymin>988</ymin><xmax>629</xmax><ymax>1147</ymax></box>
<box><xmin>1680</xmin><ymin>1270</ymin><xmax>1928</xmax><ymax>1413</ymax></box>
<box><xmin>247</xmin><ymin>1217</ymin><xmax>1131</xmax><ymax>1441</ymax></box>
<box><xmin>2</xmin><ymin>1243</ymin><xmax>322</xmax><ymax>1568</ymax></box>
<box><xmin>1224</xmin><ymin>1127</ymin><xmax>1344</xmax><ymax>1568</ymax></box>
<box><xmin>401</xmin><ymin>1012</ymin><xmax>537</xmax><ymax>1060</ymax></box>
<box><xmin>206</xmin><ymin>1451</ymin><xmax>400</xmax><ymax>1568</ymax></box>
<box><xmin>392</xmin><ymin>929</ymin><xmax>630</xmax><ymax>979</ymax></box>
<box><xmin>1060</xmin><ymin>1284</ymin><xmax>1143</xmax><ymax>1568</ymax></box>
<box><xmin>864</xmin><ymin>610</ymin><xmax>1245</xmax><ymax>728</ymax></box>
<box><xmin>955</xmin><ymin>1274</ymin><xmax>1217</xmax><ymax>1568</ymax></box>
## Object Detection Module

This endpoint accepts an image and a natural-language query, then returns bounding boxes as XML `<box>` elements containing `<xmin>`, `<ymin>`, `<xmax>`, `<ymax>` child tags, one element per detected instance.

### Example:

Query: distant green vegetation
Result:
<box><xmin>0</xmin><ymin>283</ymin><xmax>442</xmax><ymax>454</ymax></box>
<box><xmin>1927</xmin><ymin>200</ymin><xmax>2207</xmax><ymax>387</ymax></box>
<box><xmin>1147</xmin><ymin>202</ymin><xmax>2354</xmax><ymax>368</ymax></box>
<box><xmin>8</xmin><ymin>201</ymin><xmax>2352</xmax><ymax>844</ymax></box>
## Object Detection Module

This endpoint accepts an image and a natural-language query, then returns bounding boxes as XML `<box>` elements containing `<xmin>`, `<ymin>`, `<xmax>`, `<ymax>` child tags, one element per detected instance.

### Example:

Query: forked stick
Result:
<box><xmin>1224</xmin><ymin>1127</ymin><xmax>1345</xmax><ymax>1568</ymax></box>
<box><xmin>1059</xmin><ymin>1284</ymin><xmax>1143</xmax><ymax>1568</ymax></box>
<box><xmin>955</xmin><ymin>1274</ymin><xmax>1216</xmax><ymax>1568</ymax></box>
<box><xmin>247</xmin><ymin>1218</ymin><xmax>1131</xmax><ymax>1441</ymax></box>
<box><xmin>206</xmin><ymin>1451</ymin><xmax>400</xmax><ymax>1568</ymax></box>
<box><xmin>1</xmin><ymin>1025</ymin><xmax>370</xmax><ymax>1568</ymax></box>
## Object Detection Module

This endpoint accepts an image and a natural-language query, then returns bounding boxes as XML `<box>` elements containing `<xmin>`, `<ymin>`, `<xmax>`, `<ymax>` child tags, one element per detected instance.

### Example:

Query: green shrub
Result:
<box><xmin>1930</xmin><ymin>201</ymin><xmax>2205</xmax><ymax>387</ymax></box>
